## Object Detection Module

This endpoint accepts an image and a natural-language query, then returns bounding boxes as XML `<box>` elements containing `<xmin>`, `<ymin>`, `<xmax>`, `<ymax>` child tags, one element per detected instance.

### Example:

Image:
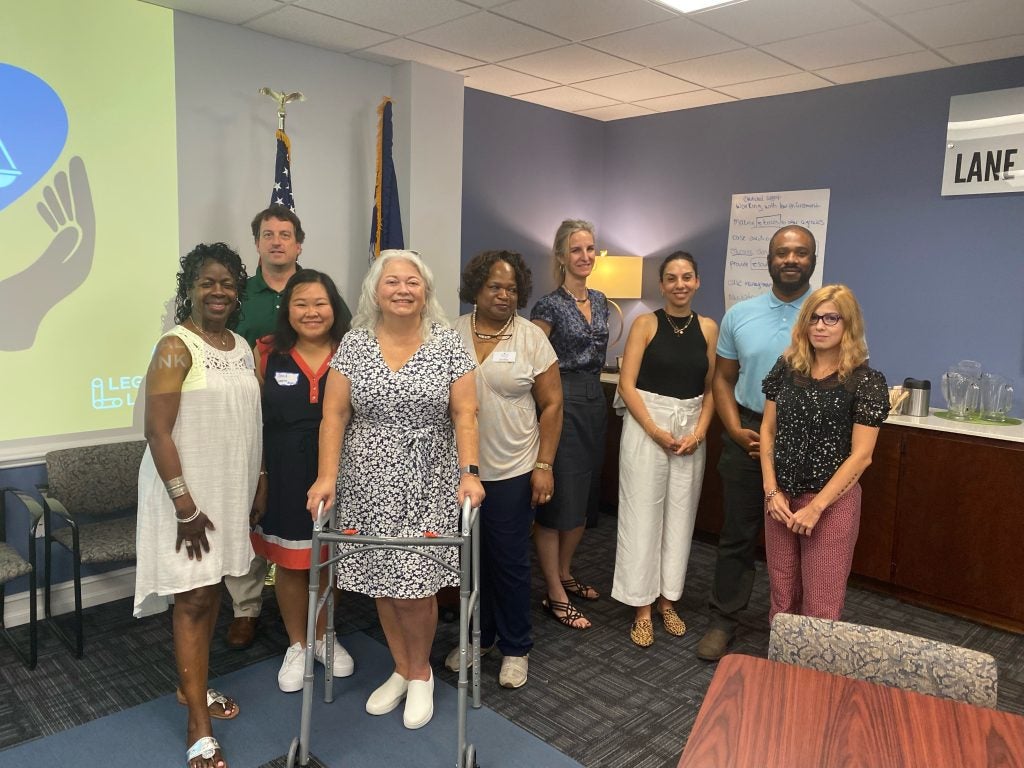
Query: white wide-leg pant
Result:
<box><xmin>611</xmin><ymin>390</ymin><xmax>705</xmax><ymax>607</ymax></box>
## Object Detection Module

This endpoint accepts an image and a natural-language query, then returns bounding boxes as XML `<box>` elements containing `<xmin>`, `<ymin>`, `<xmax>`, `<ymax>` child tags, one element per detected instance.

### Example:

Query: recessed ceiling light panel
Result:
<box><xmin>652</xmin><ymin>0</ymin><xmax>750</xmax><ymax>13</ymax></box>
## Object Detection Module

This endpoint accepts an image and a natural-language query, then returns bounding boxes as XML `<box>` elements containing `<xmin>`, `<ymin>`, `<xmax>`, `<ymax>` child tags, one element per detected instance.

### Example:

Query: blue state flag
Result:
<box><xmin>370</xmin><ymin>97</ymin><xmax>403</xmax><ymax>261</ymax></box>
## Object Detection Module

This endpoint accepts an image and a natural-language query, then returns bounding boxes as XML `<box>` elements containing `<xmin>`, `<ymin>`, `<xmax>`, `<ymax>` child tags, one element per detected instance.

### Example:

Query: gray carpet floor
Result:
<box><xmin>2</xmin><ymin>517</ymin><xmax>1023</xmax><ymax>767</ymax></box>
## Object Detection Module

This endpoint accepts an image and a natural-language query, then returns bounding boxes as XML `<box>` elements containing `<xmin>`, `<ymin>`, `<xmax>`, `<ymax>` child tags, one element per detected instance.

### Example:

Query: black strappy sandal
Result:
<box><xmin>542</xmin><ymin>597</ymin><xmax>590</xmax><ymax>630</ymax></box>
<box><xmin>561</xmin><ymin>577</ymin><xmax>600</xmax><ymax>601</ymax></box>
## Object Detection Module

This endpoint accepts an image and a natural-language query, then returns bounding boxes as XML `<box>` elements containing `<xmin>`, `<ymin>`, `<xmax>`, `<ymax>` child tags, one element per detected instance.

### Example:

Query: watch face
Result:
<box><xmin>462</xmin><ymin>464</ymin><xmax>480</xmax><ymax>476</ymax></box>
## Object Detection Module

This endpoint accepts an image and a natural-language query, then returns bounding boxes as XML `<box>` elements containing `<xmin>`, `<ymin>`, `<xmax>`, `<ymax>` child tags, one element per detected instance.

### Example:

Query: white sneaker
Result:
<box><xmin>315</xmin><ymin>637</ymin><xmax>354</xmax><ymax>678</ymax></box>
<box><xmin>366</xmin><ymin>672</ymin><xmax>408</xmax><ymax>715</ymax></box>
<box><xmin>278</xmin><ymin>642</ymin><xmax>305</xmax><ymax>693</ymax></box>
<box><xmin>403</xmin><ymin>671</ymin><xmax>434</xmax><ymax>729</ymax></box>
<box><xmin>443</xmin><ymin>642</ymin><xmax>495</xmax><ymax>672</ymax></box>
<box><xmin>499</xmin><ymin>654</ymin><xmax>528</xmax><ymax>689</ymax></box>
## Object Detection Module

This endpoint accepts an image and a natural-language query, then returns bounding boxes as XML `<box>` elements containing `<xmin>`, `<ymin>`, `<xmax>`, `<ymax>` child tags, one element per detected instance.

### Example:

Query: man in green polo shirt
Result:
<box><xmin>225</xmin><ymin>203</ymin><xmax>352</xmax><ymax>649</ymax></box>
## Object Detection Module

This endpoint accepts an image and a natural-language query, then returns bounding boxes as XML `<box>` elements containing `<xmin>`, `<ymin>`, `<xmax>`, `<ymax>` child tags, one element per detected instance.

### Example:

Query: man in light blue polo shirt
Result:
<box><xmin>696</xmin><ymin>225</ymin><xmax>817</xmax><ymax>661</ymax></box>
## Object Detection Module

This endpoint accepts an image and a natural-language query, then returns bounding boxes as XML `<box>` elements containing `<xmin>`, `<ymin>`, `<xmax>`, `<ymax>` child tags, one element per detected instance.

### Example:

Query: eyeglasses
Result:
<box><xmin>808</xmin><ymin>312</ymin><xmax>842</xmax><ymax>326</ymax></box>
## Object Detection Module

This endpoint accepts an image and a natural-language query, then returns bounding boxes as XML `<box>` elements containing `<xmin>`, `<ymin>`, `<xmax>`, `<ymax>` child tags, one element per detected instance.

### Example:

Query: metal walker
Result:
<box><xmin>287</xmin><ymin>498</ymin><xmax>482</xmax><ymax>768</ymax></box>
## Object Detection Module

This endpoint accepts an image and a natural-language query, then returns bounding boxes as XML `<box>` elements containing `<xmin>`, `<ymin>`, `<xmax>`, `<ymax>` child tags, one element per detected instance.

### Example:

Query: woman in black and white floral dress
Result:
<box><xmin>307</xmin><ymin>250</ymin><xmax>484</xmax><ymax>732</ymax></box>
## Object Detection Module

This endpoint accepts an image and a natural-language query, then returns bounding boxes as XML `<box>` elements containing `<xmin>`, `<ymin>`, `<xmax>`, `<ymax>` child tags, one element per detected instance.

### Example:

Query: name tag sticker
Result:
<box><xmin>493</xmin><ymin>350</ymin><xmax>516</xmax><ymax>363</ymax></box>
<box><xmin>275</xmin><ymin>371</ymin><xmax>300</xmax><ymax>386</ymax></box>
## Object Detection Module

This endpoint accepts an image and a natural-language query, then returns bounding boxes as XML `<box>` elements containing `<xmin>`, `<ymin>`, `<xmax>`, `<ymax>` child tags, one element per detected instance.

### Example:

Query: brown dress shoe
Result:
<box><xmin>226</xmin><ymin>617</ymin><xmax>258</xmax><ymax>649</ymax></box>
<box><xmin>695</xmin><ymin>627</ymin><xmax>733</xmax><ymax>661</ymax></box>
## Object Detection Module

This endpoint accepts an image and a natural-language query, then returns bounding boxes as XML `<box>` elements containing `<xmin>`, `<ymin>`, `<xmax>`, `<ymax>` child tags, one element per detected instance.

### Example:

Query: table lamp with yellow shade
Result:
<box><xmin>587</xmin><ymin>250</ymin><xmax>643</xmax><ymax>346</ymax></box>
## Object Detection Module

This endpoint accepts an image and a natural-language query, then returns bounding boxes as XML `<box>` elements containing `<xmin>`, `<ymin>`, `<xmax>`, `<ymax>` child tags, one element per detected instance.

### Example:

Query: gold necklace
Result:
<box><xmin>471</xmin><ymin>306</ymin><xmax>514</xmax><ymax>341</ymax></box>
<box><xmin>190</xmin><ymin>317</ymin><xmax>229</xmax><ymax>349</ymax></box>
<box><xmin>664</xmin><ymin>311</ymin><xmax>694</xmax><ymax>336</ymax></box>
<box><xmin>562</xmin><ymin>285</ymin><xmax>588</xmax><ymax>304</ymax></box>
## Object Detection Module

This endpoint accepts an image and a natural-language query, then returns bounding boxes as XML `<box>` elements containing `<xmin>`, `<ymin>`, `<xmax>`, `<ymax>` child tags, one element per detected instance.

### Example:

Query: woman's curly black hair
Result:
<box><xmin>458</xmin><ymin>250</ymin><xmax>533</xmax><ymax>309</ymax></box>
<box><xmin>173</xmin><ymin>242</ymin><xmax>249</xmax><ymax>326</ymax></box>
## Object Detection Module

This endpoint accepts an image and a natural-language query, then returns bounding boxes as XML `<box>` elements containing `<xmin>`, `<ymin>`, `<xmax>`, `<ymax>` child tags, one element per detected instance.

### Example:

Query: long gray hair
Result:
<box><xmin>351</xmin><ymin>249</ymin><xmax>448</xmax><ymax>340</ymax></box>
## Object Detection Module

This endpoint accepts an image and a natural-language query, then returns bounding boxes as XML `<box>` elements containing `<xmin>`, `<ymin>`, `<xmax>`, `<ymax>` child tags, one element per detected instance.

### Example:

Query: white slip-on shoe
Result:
<box><xmin>498</xmin><ymin>654</ymin><xmax>528</xmax><ymax>689</ymax></box>
<box><xmin>403</xmin><ymin>671</ymin><xmax>434</xmax><ymax>729</ymax></box>
<box><xmin>277</xmin><ymin>642</ymin><xmax>305</xmax><ymax>693</ymax></box>
<box><xmin>366</xmin><ymin>672</ymin><xmax>409</xmax><ymax>715</ymax></box>
<box><xmin>443</xmin><ymin>642</ymin><xmax>495</xmax><ymax>672</ymax></box>
<box><xmin>315</xmin><ymin>637</ymin><xmax>355</xmax><ymax>678</ymax></box>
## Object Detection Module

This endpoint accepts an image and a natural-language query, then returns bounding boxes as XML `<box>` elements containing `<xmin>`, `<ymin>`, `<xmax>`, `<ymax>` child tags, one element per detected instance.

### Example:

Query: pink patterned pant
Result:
<box><xmin>765</xmin><ymin>484</ymin><xmax>861</xmax><ymax>623</ymax></box>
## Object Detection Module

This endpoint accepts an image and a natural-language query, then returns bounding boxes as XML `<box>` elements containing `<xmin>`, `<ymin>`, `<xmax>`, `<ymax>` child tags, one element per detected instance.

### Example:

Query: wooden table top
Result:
<box><xmin>678</xmin><ymin>653</ymin><xmax>1024</xmax><ymax>768</ymax></box>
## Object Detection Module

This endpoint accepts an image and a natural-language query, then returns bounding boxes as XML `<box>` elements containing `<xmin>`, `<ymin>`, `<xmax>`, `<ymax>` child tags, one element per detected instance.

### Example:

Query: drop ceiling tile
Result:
<box><xmin>575</xmin><ymin>68</ymin><xmax>700</xmax><ymax>100</ymax></box>
<box><xmin>694</xmin><ymin>0</ymin><xmax>873</xmax><ymax>46</ymax></box>
<box><xmin>142</xmin><ymin>0</ymin><xmax>280</xmax><ymax>24</ymax></box>
<box><xmin>294</xmin><ymin>0</ymin><xmax>477</xmax><ymax>36</ymax></box>
<box><xmin>244</xmin><ymin>5</ymin><xmax>392</xmax><ymax>51</ymax></box>
<box><xmin>492</xmin><ymin>0</ymin><xmax>674</xmax><ymax>41</ymax></box>
<box><xmin>634</xmin><ymin>90</ymin><xmax>736</xmax><ymax>111</ymax></box>
<box><xmin>717</xmin><ymin>71</ymin><xmax>831</xmax><ymax>99</ymax></box>
<box><xmin>357</xmin><ymin>38</ymin><xmax>484</xmax><ymax>71</ymax></box>
<box><xmin>577</xmin><ymin>103</ymin><xmax>657</xmax><ymax>120</ymax></box>
<box><xmin>856</xmin><ymin>0</ymin><xmax>962</xmax><ymax>13</ymax></box>
<box><xmin>514</xmin><ymin>86</ymin><xmax>618</xmax><ymax>111</ymax></box>
<box><xmin>461</xmin><ymin>64</ymin><xmax>560</xmax><ymax>95</ymax></box>
<box><xmin>939</xmin><ymin>33</ymin><xmax>1024</xmax><ymax>64</ymax></box>
<box><xmin>894</xmin><ymin>0</ymin><xmax>1024</xmax><ymax>47</ymax></box>
<box><xmin>503</xmin><ymin>44</ymin><xmax>638</xmax><ymax>82</ymax></box>
<box><xmin>658</xmin><ymin>48</ymin><xmax>799</xmax><ymax>87</ymax></box>
<box><xmin>408</xmin><ymin>11</ymin><xmax>565</xmax><ymax>61</ymax></box>
<box><xmin>816</xmin><ymin>50</ymin><xmax>950</xmax><ymax>83</ymax></box>
<box><xmin>762</xmin><ymin>20</ymin><xmax>922</xmax><ymax>70</ymax></box>
<box><xmin>587</xmin><ymin>17</ymin><xmax>743</xmax><ymax>67</ymax></box>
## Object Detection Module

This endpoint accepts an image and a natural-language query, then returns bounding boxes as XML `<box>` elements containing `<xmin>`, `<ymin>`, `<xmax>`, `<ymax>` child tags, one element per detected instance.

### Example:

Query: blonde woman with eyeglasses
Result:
<box><xmin>759</xmin><ymin>284</ymin><xmax>888</xmax><ymax>623</ymax></box>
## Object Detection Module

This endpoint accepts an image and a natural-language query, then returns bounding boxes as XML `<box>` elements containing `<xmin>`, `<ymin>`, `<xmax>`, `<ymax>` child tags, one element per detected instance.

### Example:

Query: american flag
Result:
<box><xmin>271</xmin><ymin>128</ymin><xmax>295</xmax><ymax>211</ymax></box>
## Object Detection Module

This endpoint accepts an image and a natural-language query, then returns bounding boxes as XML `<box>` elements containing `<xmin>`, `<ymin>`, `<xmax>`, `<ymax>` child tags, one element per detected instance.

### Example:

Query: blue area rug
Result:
<box><xmin>2</xmin><ymin>632</ymin><xmax>582</xmax><ymax>767</ymax></box>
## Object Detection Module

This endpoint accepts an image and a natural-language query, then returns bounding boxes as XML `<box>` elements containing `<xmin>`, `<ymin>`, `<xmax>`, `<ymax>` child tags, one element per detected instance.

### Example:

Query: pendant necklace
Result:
<box><xmin>191</xmin><ymin>317</ymin><xmax>229</xmax><ymax>349</ymax></box>
<box><xmin>665</xmin><ymin>311</ymin><xmax>694</xmax><ymax>336</ymax></box>
<box><xmin>472</xmin><ymin>306</ymin><xmax>514</xmax><ymax>341</ymax></box>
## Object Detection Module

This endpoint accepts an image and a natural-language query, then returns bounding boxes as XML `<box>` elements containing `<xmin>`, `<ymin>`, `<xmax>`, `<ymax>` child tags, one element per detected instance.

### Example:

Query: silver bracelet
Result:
<box><xmin>165</xmin><ymin>476</ymin><xmax>189</xmax><ymax>500</ymax></box>
<box><xmin>176</xmin><ymin>507</ymin><xmax>201</xmax><ymax>524</ymax></box>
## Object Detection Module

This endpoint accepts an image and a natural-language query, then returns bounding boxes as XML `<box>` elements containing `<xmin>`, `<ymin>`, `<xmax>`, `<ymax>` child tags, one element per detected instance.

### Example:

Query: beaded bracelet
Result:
<box><xmin>765</xmin><ymin>489</ymin><xmax>781</xmax><ymax>502</ymax></box>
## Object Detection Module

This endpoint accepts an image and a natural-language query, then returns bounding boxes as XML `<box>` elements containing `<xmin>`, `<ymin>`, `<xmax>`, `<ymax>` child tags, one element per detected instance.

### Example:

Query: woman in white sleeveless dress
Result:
<box><xmin>135</xmin><ymin>243</ymin><xmax>262</xmax><ymax>768</ymax></box>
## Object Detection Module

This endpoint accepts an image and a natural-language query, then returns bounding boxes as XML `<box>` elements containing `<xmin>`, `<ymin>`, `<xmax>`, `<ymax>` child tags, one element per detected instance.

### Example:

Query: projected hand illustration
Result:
<box><xmin>0</xmin><ymin>156</ymin><xmax>94</xmax><ymax>351</ymax></box>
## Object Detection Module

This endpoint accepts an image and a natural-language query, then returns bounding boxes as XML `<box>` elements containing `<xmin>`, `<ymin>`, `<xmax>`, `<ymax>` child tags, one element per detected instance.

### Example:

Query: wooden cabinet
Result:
<box><xmin>890</xmin><ymin>429</ymin><xmax>1024</xmax><ymax>625</ymax></box>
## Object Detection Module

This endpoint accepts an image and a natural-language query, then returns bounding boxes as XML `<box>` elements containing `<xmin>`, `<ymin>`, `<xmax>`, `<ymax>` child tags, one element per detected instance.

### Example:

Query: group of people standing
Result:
<box><xmin>131</xmin><ymin>209</ymin><xmax>887</xmax><ymax>768</ymax></box>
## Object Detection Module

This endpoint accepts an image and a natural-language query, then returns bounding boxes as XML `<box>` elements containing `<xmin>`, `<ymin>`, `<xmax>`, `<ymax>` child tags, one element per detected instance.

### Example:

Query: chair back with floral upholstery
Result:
<box><xmin>769</xmin><ymin>613</ymin><xmax>998</xmax><ymax>708</ymax></box>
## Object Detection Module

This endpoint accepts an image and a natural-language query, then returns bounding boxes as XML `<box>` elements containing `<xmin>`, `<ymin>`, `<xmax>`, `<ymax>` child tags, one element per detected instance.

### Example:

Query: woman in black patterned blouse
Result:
<box><xmin>759</xmin><ymin>284</ymin><xmax>888</xmax><ymax>622</ymax></box>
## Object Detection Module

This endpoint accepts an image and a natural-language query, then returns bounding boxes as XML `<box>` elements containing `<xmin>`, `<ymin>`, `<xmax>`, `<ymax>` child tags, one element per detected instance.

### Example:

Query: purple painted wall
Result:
<box><xmin>462</xmin><ymin>57</ymin><xmax>1024</xmax><ymax>413</ymax></box>
<box><xmin>461</xmin><ymin>89</ymin><xmax>606</xmax><ymax>308</ymax></box>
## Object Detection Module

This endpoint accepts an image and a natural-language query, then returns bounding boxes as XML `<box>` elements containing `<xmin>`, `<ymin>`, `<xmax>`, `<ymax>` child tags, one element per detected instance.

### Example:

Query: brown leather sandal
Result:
<box><xmin>542</xmin><ymin>597</ymin><xmax>591</xmax><ymax>630</ymax></box>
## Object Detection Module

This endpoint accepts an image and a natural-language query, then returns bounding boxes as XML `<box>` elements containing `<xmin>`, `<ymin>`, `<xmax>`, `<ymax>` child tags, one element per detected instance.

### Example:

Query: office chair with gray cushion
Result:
<box><xmin>769</xmin><ymin>613</ymin><xmax>998</xmax><ymax>708</ymax></box>
<box><xmin>39</xmin><ymin>440</ymin><xmax>147</xmax><ymax>657</ymax></box>
<box><xmin>0</xmin><ymin>489</ymin><xmax>38</xmax><ymax>669</ymax></box>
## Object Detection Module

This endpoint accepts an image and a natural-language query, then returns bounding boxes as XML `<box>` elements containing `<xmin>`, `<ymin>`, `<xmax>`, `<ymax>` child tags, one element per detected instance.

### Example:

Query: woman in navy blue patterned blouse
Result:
<box><xmin>760</xmin><ymin>284</ymin><xmax>888</xmax><ymax>623</ymax></box>
<box><xmin>529</xmin><ymin>219</ymin><xmax>609</xmax><ymax>630</ymax></box>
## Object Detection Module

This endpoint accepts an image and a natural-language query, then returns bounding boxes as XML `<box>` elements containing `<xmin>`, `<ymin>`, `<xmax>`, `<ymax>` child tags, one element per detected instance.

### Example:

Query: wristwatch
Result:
<box><xmin>460</xmin><ymin>464</ymin><xmax>480</xmax><ymax>477</ymax></box>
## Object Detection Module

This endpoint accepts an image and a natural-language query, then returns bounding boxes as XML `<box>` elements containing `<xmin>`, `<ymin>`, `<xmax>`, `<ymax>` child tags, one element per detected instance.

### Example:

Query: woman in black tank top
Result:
<box><xmin>611</xmin><ymin>252</ymin><xmax>719</xmax><ymax>648</ymax></box>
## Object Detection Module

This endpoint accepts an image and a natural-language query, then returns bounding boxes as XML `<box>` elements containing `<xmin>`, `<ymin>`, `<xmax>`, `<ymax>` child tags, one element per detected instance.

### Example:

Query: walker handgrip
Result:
<box><xmin>313</xmin><ymin>501</ymin><xmax>328</xmax><ymax>531</ymax></box>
